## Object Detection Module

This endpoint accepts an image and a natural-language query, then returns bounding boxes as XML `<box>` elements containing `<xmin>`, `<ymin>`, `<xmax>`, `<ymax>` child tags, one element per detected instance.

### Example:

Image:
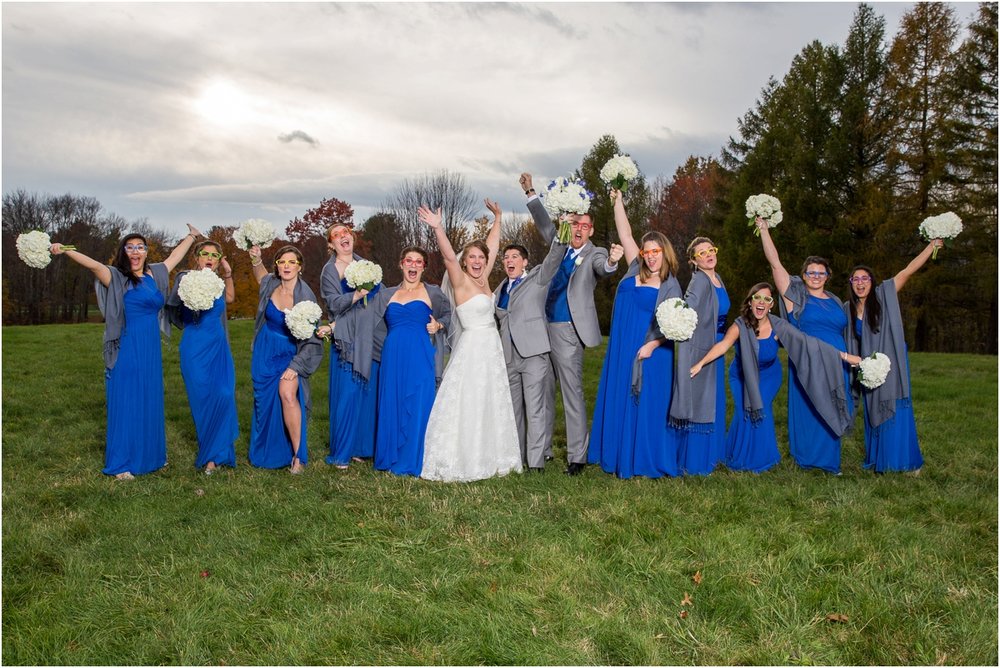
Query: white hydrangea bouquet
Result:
<box><xmin>16</xmin><ymin>231</ymin><xmax>73</xmax><ymax>269</ymax></box>
<box><xmin>177</xmin><ymin>268</ymin><xmax>225</xmax><ymax>311</ymax></box>
<box><xmin>343</xmin><ymin>259</ymin><xmax>383</xmax><ymax>306</ymax></box>
<box><xmin>655</xmin><ymin>297</ymin><xmax>699</xmax><ymax>341</ymax></box>
<box><xmin>918</xmin><ymin>211</ymin><xmax>962</xmax><ymax>260</ymax></box>
<box><xmin>599</xmin><ymin>154</ymin><xmax>640</xmax><ymax>200</ymax></box>
<box><xmin>745</xmin><ymin>194</ymin><xmax>783</xmax><ymax>237</ymax></box>
<box><xmin>542</xmin><ymin>175</ymin><xmax>594</xmax><ymax>243</ymax></box>
<box><xmin>233</xmin><ymin>218</ymin><xmax>276</xmax><ymax>251</ymax></box>
<box><xmin>858</xmin><ymin>351</ymin><xmax>891</xmax><ymax>390</ymax></box>
<box><xmin>284</xmin><ymin>300</ymin><xmax>323</xmax><ymax>340</ymax></box>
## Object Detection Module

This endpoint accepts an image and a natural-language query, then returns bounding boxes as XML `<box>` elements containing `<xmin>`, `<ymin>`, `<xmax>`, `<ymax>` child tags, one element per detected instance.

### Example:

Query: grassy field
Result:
<box><xmin>2</xmin><ymin>321</ymin><xmax>997</xmax><ymax>665</ymax></box>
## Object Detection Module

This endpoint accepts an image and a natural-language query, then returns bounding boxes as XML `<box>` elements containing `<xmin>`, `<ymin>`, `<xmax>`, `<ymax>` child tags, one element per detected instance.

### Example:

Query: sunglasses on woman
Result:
<box><xmin>197</xmin><ymin>250</ymin><xmax>223</xmax><ymax>259</ymax></box>
<box><xmin>402</xmin><ymin>258</ymin><xmax>425</xmax><ymax>267</ymax></box>
<box><xmin>275</xmin><ymin>259</ymin><xmax>301</xmax><ymax>266</ymax></box>
<box><xmin>692</xmin><ymin>247</ymin><xmax>719</xmax><ymax>259</ymax></box>
<box><xmin>639</xmin><ymin>248</ymin><xmax>662</xmax><ymax>258</ymax></box>
<box><xmin>751</xmin><ymin>294</ymin><xmax>774</xmax><ymax>304</ymax></box>
<box><xmin>124</xmin><ymin>244</ymin><xmax>147</xmax><ymax>253</ymax></box>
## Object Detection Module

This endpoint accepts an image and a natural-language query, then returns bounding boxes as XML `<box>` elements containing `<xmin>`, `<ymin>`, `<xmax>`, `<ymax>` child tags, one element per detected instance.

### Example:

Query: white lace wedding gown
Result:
<box><xmin>421</xmin><ymin>293</ymin><xmax>523</xmax><ymax>482</ymax></box>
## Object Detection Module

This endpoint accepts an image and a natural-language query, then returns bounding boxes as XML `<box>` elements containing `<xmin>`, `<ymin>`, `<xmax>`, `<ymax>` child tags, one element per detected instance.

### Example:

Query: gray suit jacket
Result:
<box><xmin>493</xmin><ymin>248</ymin><xmax>563</xmax><ymax>364</ymax></box>
<box><xmin>527</xmin><ymin>196</ymin><xmax>617</xmax><ymax>348</ymax></box>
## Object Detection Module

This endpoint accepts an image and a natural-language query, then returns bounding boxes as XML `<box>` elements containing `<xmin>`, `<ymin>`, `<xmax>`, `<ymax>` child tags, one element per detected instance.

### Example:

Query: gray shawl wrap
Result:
<box><xmin>844</xmin><ymin>279</ymin><xmax>909</xmax><ymax>427</ymax></box>
<box><xmin>252</xmin><ymin>274</ymin><xmax>324</xmax><ymax>376</ymax></box>
<box><xmin>623</xmin><ymin>259</ymin><xmax>682</xmax><ymax>396</ymax></box>
<box><xmin>95</xmin><ymin>263</ymin><xmax>171</xmax><ymax>370</ymax></box>
<box><xmin>734</xmin><ymin>317</ymin><xmax>767</xmax><ymax>425</ymax></box>
<box><xmin>165</xmin><ymin>269</ymin><xmax>230</xmax><ymax>342</ymax></box>
<box><xmin>780</xmin><ymin>275</ymin><xmax>844</xmax><ymax>321</ymax></box>
<box><xmin>669</xmin><ymin>270</ymin><xmax>726</xmax><ymax>430</ymax></box>
<box><xmin>320</xmin><ymin>254</ymin><xmax>381</xmax><ymax>382</ymax></box>
<box><xmin>369</xmin><ymin>284</ymin><xmax>453</xmax><ymax>383</ymax></box>
<box><xmin>770</xmin><ymin>316</ymin><xmax>853</xmax><ymax>437</ymax></box>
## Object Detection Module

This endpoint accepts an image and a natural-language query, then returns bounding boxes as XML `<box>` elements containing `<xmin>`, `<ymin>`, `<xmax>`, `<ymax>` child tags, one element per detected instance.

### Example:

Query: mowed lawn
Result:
<box><xmin>2</xmin><ymin>321</ymin><xmax>996</xmax><ymax>665</ymax></box>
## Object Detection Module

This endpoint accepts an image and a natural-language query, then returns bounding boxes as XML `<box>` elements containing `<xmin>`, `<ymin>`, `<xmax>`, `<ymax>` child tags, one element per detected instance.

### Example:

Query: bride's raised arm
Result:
<box><xmin>418</xmin><ymin>206</ymin><xmax>465</xmax><ymax>290</ymax></box>
<box><xmin>483</xmin><ymin>198</ymin><xmax>503</xmax><ymax>277</ymax></box>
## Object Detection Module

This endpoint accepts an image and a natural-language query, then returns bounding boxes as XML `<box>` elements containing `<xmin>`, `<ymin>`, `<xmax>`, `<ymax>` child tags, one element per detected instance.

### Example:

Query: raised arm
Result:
<box><xmin>220</xmin><ymin>257</ymin><xmax>235</xmax><ymax>304</ymax></box>
<box><xmin>50</xmin><ymin>244</ymin><xmax>112</xmax><ymax>287</ymax></box>
<box><xmin>418</xmin><ymin>206</ymin><xmax>465</xmax><ymax>290</ymax></box>
<box><xmin>690</xmin><ymin>323</ymin><xmax>740</xmax><ymax>377</ymax></box>
<box><xmin>893</xmin><ymin>239</ymin><xmax>942</xmax><ymax>293</ymax></box>
<box><xmin>756</xmin><ymin>218</ymin><xmax>792</xmax><ymax>311</ymax></box>
<box><xmin>483</xmin><ymin>198</ymin><xmax>503</xmax><ymax>277</ymax></box>
<box><xmin>249</xmin><ymin>245</ymin><xmax>268</xmax><ymax>285</ymax></box>
<box><xmin>521</xmin><ymin>173</ymin><xmax>556</xmax><ymax>243</ymax></box>
<box><xmin>162</xmin><ymin>224</ymin><xmax>203</xmax><ymax>273</ymax></box>
<box><xmin>611</xmin><ymin>189</ymin><xmax>639</xmax><ymax>265</ymax></box>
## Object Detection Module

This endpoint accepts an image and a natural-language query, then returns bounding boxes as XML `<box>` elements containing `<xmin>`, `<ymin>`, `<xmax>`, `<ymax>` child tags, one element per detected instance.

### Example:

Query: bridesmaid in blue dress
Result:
<box><xmin>690</xmin><ymin>283</ymin><xmax>782</xmax><ymax>473</ymax></box>
<box><xmin>320</xmin><ymin>222</ymin><xmax>382</xmax><ymax>469</ymax></box>
<box><xmin>671</xmin><ymin>237</ymin><xmax>729</xmax><ymax>476</ymax></box>
<box><xmin>588</xmin><ymin>188</ymin><xmax>681</xmax><ymax>479</ymax></box>
<box><xmin>845</xmin><ymin>239</ymin><xmax>941</xmax><ymax>473</ymax></box>
<box><xmin>757</xmin><ymin>218</ymin><xmax>853</xmax><ymax>474</ymax></box>
<box><xmin>50</xmin><ymin>225</ymin><xmax>202</xmax><ymax>479</ymax></box>
<box><xmin>166</xmin><ymin>240</ymin><xmax>239</xmax><ymax>474</ymax></box>
<box><xmin>247</xmin><ymin>244</ymin><xmax>324</xmax><ymax>474</ymax></box>
<box><xmin>371</xmin><ymin>247</ymin><xmax>451</xmax><ymax>477</ymax></box>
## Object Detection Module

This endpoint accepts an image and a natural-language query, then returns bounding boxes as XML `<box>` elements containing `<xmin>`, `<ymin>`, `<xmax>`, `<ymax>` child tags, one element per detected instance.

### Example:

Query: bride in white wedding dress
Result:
<box><xmin>418</xmin><ymin>200</ymin><xmax>522</xmax><ymax>482</ymax></box>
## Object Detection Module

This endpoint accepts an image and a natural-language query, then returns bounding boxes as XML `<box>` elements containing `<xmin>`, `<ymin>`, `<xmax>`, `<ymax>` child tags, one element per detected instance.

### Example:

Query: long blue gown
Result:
<box><xmin>249</xmin><ymin>301</ymin><xmax>308</xmax><ymax>468</ymax></box>
<box><xmin>855</xmin><ymin>318</ymin><xmax>923</xmax><ymax>472</ymax></box>
<box><xmin>787</xmin><ymin>296</ymin><xmax>851</xmax><ymax>473</ymax></box>
<box><xmin>725</xmin><ymin>329</ymin><xmax>782</xmax><ymax>473</ymax></box>
<box><xmin>589</xmin><ymin>277</ymin><xmax>678</xmax><ymax>478</ymax></box>
<box><xmin>678</xmin><ymin>285</ymin><xmax>730</xmax><ymax>476</ymax></box>
<box><xmin>178</xmin><ymin>296</ymin><xmax>239</xmax><ymax>468</ymax></box>
<box><xmin>327</xmin><ymin>279</ymin><xmax>381</xmax><ymax>465</ymax></box>
<box><xmin>103</xmin><ymin>275</ymin><xmax>167</xmax><ymax>476</ymax></box>
<box><xmin>374</xmin><ymin>301</ymin><xmax>436</xmax><ymax>476</ymax></box>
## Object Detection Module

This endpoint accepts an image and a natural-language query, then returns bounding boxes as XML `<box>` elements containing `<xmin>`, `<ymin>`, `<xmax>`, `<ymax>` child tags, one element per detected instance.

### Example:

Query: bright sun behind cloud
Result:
<box><xmin>193</xmin><ymin>80</ymin><xmax>257</xmax><ymax>126</ymax></box>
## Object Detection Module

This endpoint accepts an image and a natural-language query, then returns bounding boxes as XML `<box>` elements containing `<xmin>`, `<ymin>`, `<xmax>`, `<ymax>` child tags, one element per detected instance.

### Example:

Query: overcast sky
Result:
<box><xmin>1</xmin><ymin>2</ymin><xmax>973</xmax><ymax>237</ymax></box>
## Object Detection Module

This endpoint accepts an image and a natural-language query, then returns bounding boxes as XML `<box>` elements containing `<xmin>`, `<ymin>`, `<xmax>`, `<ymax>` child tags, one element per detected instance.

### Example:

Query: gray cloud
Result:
<box><xmin>277</xmin><ymin>130</ymin><xmax>319</xmax><ymax>146</ymax></box>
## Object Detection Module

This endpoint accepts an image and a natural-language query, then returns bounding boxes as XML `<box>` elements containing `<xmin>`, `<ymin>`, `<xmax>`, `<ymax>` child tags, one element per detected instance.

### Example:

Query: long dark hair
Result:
<box><xmin>741</xmin><ymin>282</ymin><xmax>774</xmax><ymax>336</ymax></box>
<box><xmin>640</xmin><ymin>231</ymin><xmax>679</xmax><ymax>283</ymax></box>
<box><xmin>849</xmin><ymin>265</ymin><xmax>881</xmax><ymax>334</ymax></box>
<box><xmin>113</xmin><ymin>234</ymin><xmax>150</xmax><ymax>287</ymax></box>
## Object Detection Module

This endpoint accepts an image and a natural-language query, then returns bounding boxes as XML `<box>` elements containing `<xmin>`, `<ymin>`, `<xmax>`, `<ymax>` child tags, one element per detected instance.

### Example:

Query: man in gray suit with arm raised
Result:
<box><xmin>494</xmin><ymin>242</ymin><xmax>563</xmax><ymax>472</ymax></box>
<box><xmin>520</xmin><ymin>172</ymin><xmax>624</xmax><ymax>475</ymax></box>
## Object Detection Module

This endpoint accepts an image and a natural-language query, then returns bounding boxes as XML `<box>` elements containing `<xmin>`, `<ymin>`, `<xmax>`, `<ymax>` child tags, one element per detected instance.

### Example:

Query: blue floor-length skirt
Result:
<box><xmin>327</xmin><ymin>357</ymin><xmax>380</xmax><ymax>464</ymax></box>
<box><xmin>374</xmin><ymin>302</ymin><xmax>436</xmax><ymax>476</ymax></box>
<box><xmin>863</xmin><ymin>347</ymin><xmax>923</xmax><ymax>473</ymax></box>
<box><xmin>179</xmin><ymin>296</ymin><xmax>239</xmax><ymax>468</ymax></box>
<box><xmin>725</xmin><ymin>331</ymin><xmax>782</xmax><ymax>473</ymax></box>
<box><xmin>588</xmin><ymin>279</ymin><xmax>676</xmax><ymax>478</ymax></box>
<box><xmin>103</xmin><ymin>275</ymin><xmax>167</xmax><ymax>476</ymax></box>
<box><xmin>787</xmin><ymin>296</ymin><xmax>852</xmax><ymax>473</ymax></box>
<box><xmin>249</xmin><ymin>301</ymin><xmax>308</xmax><ymax>468</ymax></box>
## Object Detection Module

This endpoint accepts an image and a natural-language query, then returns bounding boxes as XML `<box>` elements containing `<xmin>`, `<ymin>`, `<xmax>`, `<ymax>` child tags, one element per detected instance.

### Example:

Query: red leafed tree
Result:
<box><xmin>649</xmin><ymin>155</ymin><xmax>726</xmax><ymax>243</ymax></box>
<box><xmin>285</xmin><ymin>197</ymin><xmax>354</xmax><ymax>243</ymax></box>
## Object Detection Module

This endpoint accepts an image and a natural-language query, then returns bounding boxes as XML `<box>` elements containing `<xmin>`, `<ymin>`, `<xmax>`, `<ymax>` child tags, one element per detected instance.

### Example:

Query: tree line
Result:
<box><xmin>3</xmin><ymin>3</ymin><xmax>994</xmax><ymax>352</ymax></box>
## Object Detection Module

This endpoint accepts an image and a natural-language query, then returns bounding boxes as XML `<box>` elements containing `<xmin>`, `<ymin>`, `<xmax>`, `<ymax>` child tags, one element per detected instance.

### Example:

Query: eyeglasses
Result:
<box><xmin>849</xmin><ymin>276</ymin><xmax>872</xmax><ymax>284</ymax></box>
<box><xmin>124</xmin><ymin>244</ymin><xmax>147</xmax><ymax>253</ymax></box>
<box><xmin>570</xmin><ymin>221</ymin><xmax>593</xmax><ymax>230</ymax></box>
<box><xmin>751</xmin><ymin>294</ymin><xmax>774</xmax><ymax>304</ymax></box>
<box><xmin>639</xmin><ymin>248</ymin><xmax>662</xmax><ymax>258</ymax></box>
<box><xmin>804</xmin><ymin>271</ymin><xmax>829</xmax><ymax>279</ymax></box>
<box><xmin>197</xmin><ymin>250</ymin><xmax>223</xmax><ymax>259</ymax></box>
<box><xmin>275</xmin><ymin>259</ymin><xmax>301</xmax><ymax>266</ymax></box>
<box><xmin>692</xmin><ymin>247</ymin><xmax>719</xmax><ymax>259</ymax></box>
<box><xmin>402</xmin><ymin>258</ymin><xmax>425</xmax><ymax>267</ymax></box>
<box><xmin>329</xmin><ymin>229</ymin><xmax>352</xmax><ymax>241</ymax></box>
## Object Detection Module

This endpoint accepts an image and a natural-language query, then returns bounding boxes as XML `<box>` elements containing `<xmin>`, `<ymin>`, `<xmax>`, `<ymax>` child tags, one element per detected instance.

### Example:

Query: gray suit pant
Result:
<box><xmin>547</xmin><ymin>321</ymin><xmax>589</xmax><ymax>464</ymax></box>
<box><xmin>506</xmin><ymin>348</ymin><xmax>554</xmax><ymax>469</ymax></box>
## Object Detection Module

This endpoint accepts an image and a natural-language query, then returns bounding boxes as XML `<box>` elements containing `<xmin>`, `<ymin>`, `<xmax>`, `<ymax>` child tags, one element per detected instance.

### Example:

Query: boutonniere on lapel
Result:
<box><xmin>574</xmin><ymin>255</ymin><xmax>583</xmax><ymax>267</ymax></box>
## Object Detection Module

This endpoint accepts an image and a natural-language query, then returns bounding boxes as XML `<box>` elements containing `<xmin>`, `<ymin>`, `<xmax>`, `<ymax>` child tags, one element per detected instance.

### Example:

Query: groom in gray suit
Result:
<box><xmin>520</xmin><ymin>173</ymin><xmax>623</xmax><ymax>475</ymax></box>
<box><xmin>494</xmin><ymin>243</ymin><xmax>562</xmax><ymax>472</ymax></box>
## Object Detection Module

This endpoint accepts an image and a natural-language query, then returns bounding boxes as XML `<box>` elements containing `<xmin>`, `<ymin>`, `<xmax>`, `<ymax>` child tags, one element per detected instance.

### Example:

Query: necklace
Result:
<box><xmin>403</xmin><ymin>282</ymin><xmax>422</xmax><ymax>292</ymax></box>
<box><xmin>470</xmin><ymin>275</ymin><xmax>486</xmax><ymax>288</ymax></box>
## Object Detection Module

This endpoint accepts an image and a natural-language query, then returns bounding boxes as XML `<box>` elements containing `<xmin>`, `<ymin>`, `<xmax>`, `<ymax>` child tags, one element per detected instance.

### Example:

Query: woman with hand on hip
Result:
<box><xmin>670</xmin><ymin>236</ymin><xmax>729</xmax><ymax>476</ymax></box>
<box><xmin>50</xmin><ymin>224</ymin><xmax>203</xmax><ymax>479</ymax></box>
<box><xmin>845</xmin><ymin>239</ymin><xmax>941</xmax><ymax>474</ymax></box>
<box><xmin>588</xmin><ymin>188</ymin><xmax>680</xmax><ymax>479</ymax></box>
<box><xmin>320</xmin><ymin>222</ymin><xmax>382</xmax><ymax>469</ymax></box>
<box><xmin>247</xmin><ymin>244</ymin><xmax>324</xmax><ymax>474</ymax></box>
<box><xmin>166</xmin><ymin>239</ymin><xmax>239</xmax><ymax>475</ymax></box>
<box><xmin>757</xmin><ymin>218</ymin><xmax>852</xmax><ymax>474</ymax></box>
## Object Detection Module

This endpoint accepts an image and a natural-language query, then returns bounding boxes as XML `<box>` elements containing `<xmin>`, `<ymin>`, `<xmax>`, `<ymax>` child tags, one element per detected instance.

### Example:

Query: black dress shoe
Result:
<box><xmin>564</xmin><ymin>462</ymin><xmax>585</xmax><ymax>476</ymax></box>
<box><xmin>528</xmin><ymin>467</ymin><xmax>544</xmax><ymax>474</ymax></box>
<box><xmin>545</xmin><ymin>455</ymin><xmax>554</xmax><ymax>462</ymax></box>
